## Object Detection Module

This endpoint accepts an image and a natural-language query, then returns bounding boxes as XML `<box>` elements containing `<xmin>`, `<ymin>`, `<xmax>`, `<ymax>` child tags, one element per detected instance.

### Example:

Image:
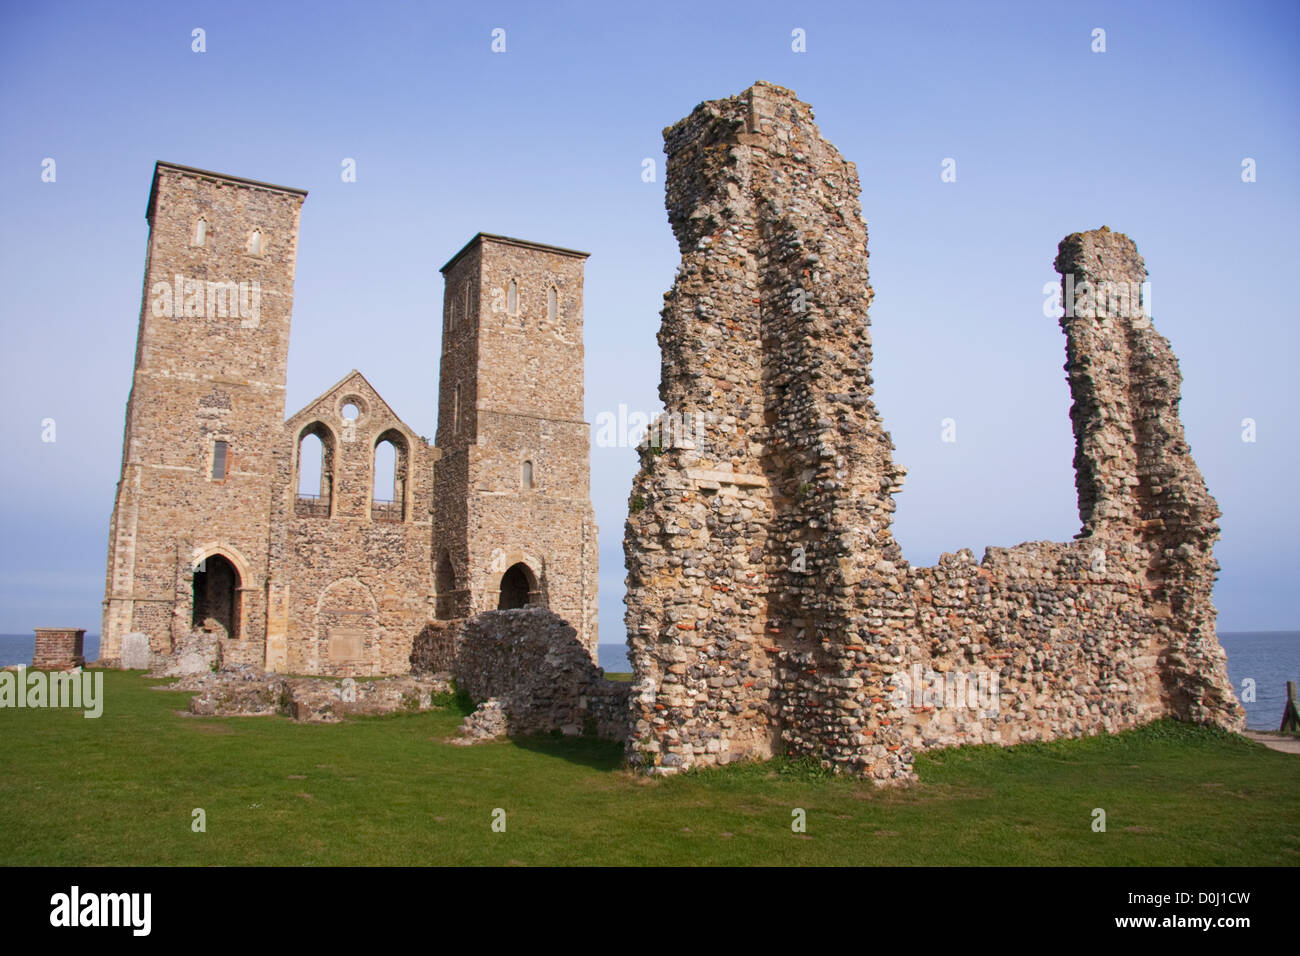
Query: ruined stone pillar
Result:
<box><xmin>625</xmin><ymin>83</ymin><xmax>911</xmax><ymax>778</ymax></box>
<box><xmin>1055</xmin><ymin>228</ymin><xmax>1241</xmax><ymax>727</ymax></box>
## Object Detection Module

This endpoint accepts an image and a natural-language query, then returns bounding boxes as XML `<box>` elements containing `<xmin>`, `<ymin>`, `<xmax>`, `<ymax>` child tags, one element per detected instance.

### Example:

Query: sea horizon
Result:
<box><xmin>2</xmin><ymin>630</ymin><xmax>1295</xmax><ymax>732</ymax></box>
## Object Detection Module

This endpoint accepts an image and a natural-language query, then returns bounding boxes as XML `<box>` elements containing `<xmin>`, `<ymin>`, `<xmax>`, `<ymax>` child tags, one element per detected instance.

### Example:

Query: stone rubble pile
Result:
<box><xmin>165</xmin><ymin>665</ymin><xmax>451</xmax><ymax>722</ymax></box>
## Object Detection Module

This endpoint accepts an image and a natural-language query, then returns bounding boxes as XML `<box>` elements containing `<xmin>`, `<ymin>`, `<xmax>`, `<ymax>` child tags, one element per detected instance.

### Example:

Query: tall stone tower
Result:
<box><xmin>433</xmin><ymin>234</ymin><xmax>599</xmax><ymax>657</ymax></box>
<box><xmin>101</xmin><ymin>162</ymin><xmax>306</xmax><ymax>663</ymax></box>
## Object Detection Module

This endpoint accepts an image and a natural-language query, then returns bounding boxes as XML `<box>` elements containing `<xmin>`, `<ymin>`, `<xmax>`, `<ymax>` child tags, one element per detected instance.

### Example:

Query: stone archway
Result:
<box><xmin>314</xmin><ymin>577</ymin><xmax>379</xmax><ymax>675</ymax></box>
<box><xmin>498</xmin><ymin>562</ymin><xmax>537</xmax><ymax>610</ymax></box>
<box><xmin>192</xmin><ymin>553</ymin><xmax>241</xmax><ymax>640</ymax></box>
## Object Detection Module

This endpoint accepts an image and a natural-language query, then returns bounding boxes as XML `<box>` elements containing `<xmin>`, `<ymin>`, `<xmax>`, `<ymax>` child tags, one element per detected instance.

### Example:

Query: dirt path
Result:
<box><xmin>1245</xmin><ymin>731</ymin><xmax>1300</xmax><ymax>754</ymax></box>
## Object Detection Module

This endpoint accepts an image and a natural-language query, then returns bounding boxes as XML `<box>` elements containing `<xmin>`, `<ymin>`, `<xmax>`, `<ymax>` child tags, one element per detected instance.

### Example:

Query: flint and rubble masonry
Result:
<box><xmin>622</xmin><ymin>81</ymin><xmax>1242</xmax><ymax>783</ymax></box>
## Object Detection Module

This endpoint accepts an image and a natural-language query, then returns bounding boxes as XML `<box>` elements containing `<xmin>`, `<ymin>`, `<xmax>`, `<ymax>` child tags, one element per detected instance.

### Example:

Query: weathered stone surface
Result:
<box><xmin>152</xmin><ymin>629</ymin><xmax>220</xmax><ymax>676</ymax></box>
<box><xmin>452</xmin><ymin>698</ymin><xmax>509</xmax><ymax>744</ymax></box>
<box><xmin>410</xmin><ymin>619</ymin><xmax>465</xmax><ymax>675</ymax></box>
<box><xmin>120</xmin><ymin>632</ymin><xmax>151</xmax><ymax>670</ymax></box>
<box><xmin>452</xmin><ymin>607</ymin><xmax>631</xmax><ymax>740</ymax></box>
<box><xmin>623</xmin><ymin>82</ymin><xmax>1243</xmax><ymax>783</ymax></box>
<box><xmin>181</xmin><ymin>666</ymin><xmax>451</xmax><ymax>722</ymax></box>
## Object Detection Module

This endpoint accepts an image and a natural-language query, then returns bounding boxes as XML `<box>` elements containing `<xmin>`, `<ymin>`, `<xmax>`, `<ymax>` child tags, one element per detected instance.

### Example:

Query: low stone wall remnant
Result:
<box><xmin>451</xmin><ymin>607</ymin><xmax>632</xmax><ymax>741</ymax></box>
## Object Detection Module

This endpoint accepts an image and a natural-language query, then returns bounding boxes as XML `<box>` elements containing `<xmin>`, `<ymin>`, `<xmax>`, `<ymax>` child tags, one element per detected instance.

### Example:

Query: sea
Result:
<box><xmin>3</xmin><ymin>631</ymin><xmax>1295</xmax><ymax>732</ymax></box>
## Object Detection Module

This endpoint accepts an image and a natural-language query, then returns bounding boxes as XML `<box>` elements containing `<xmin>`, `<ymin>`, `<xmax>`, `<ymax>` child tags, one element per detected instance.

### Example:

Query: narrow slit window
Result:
<box><xmin>248</xmin><ymin>230</ymin><xmax>262</xmax><ymax>255</ymax></box>
<box><xmin>522</xmin><ymin>459</ymin><xmax>533</xmax><ymax>489</ymax></box>
<box><xmin>194</xmin><ymin>218</ymin><xmax>207</xmax><ymax>247</ymax></box>
<box><xmin>212</xmin><ymin>440</ymin><xmax>229</xmax><ymax>480</ymax></box>
<box><xmin>547</xmin><ymin>286</ymin><xmax>557</xmax><ymax>324</ymax></box>
<box><xmin>507</xmin><ymin>279</ymin><xmax>518</xmax><ymax>317</ymax></box>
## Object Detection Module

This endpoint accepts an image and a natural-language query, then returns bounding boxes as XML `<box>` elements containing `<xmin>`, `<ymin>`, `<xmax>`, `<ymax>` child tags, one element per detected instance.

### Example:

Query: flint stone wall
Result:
<box><xmin>452</xmin><ymin>607</ymin><xmax>632</xmax><ymax>740</ymax></box>
<box><xmin>623</xmin><ymin>82</ymin><xmax>1243</xmax><ymax>783</ymax></box>
<box><xmin>409</xmin><ymin>619</ymin><xmax>465</xmax><ymax>674</ymax></box>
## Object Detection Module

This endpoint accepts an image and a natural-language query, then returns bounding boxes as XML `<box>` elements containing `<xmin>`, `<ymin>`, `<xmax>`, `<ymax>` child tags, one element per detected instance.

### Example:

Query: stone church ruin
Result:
<box><xmin>622</xmin><ymin>82</ymin><xmax>1244</xmax><ymax>782</ymax></box>
<box><xmin>98</xmin><ymin>82</ymin><xmax>1243</xmax><ymax>784</ymax></box>
<box><xmin>100</xmin><ymin>162</ymin><xmax>598</xmax><ymax>676</ymax></box>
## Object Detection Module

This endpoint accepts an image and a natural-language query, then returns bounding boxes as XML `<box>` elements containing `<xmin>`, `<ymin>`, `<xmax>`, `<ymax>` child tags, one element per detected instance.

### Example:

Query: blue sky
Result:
<box><xmin>1</xmin><ymin>0</ymin><xmax>1296</xmax><ymax>638</ymax></box>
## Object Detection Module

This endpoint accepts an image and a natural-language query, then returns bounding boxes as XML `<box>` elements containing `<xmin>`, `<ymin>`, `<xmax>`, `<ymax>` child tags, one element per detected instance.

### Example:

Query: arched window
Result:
<box><xmin>295</xmin><ymin>423</ymin><xmax>334</xmax><ymax>517</ymax></box>
<box><xmin>452</xmin><ymin>384</ymin><xmax>460</xmax><ymax>435</ymax></box>
<box><xmin>298</xmin><ymin>432</ymin><xmax>323</xmax><ymax>494</ymax></box>
<box><xmin>522</xmin><ymin>459</ymin><xmax>533</xmax><ymax>489</ymax></box>
<box><xmin>374</xmin><ymin>440</ymin><xmax>396</xmax><ymax>500</ymax></box>
<box><xmin>462</xmin><ymin>283</ymin><xmax>471</xmax><ymax>325</ymax></box>
<box><xmin>248</xmin><ymin>230</ymin><xmax>262</xmax><ymax>255</ymax></box>
<box><xmin>372</xmin><ymin>430</ymin><xmax>408</xmax><ymax>522</ymax></box>
<box><xmin>507</xmin><ymin>279</ymin><xmax>518</xmax><ymax>317</ymax></box>
<box><xmin>547</xmin><ymin>286</ymin><xmax>557</xmax><ymax>324</ymax></box>
<box><xmin>194</xmin><ymin>218</ymin><xmax>207</xmax><ymax>247</ymax></box>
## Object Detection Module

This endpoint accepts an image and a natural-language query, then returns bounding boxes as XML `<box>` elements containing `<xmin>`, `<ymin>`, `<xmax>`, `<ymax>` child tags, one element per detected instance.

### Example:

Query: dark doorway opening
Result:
<box><xmin>498</xmin><ymin>563</ymin><xmax>534</xmax><ymax>610</ymax></box>
<box><xmin>192</xmin><ymin>553</ymin><xmax>240</xmax><ymax>639</ymax></box>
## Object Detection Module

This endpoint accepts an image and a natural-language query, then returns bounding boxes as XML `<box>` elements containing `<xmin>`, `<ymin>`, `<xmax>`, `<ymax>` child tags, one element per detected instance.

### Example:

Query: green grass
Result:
<box><xmin>1</xmin><ymin>670</ymin><xmax>1296</xmax><ymax>865</ymax></box>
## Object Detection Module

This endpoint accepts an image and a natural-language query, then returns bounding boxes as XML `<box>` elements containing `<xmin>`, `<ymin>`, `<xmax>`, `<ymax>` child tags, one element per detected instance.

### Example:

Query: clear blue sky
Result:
<box><xmin>1</xmin><ymin>0</ymin><xmax>1296</xmax><ymax>638</ymax></box>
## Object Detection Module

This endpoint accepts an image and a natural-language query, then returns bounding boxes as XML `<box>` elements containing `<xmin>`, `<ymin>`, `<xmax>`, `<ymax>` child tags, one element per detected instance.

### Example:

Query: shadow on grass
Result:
<box><xmin>508</xmin><ymin>732</ymin><xmax>627</xmax><ymax>771</ymax></box>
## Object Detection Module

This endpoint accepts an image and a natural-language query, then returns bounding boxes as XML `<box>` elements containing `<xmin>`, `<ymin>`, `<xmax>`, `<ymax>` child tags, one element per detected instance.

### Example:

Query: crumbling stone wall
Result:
<box><xmin>452</xmin><ymin>608</ymin><xmax>631</xmax><ymax>740</ymax></box>
<box><xmin>409</xmin><ymin>619</ymin><xmax>464</xmax><ymax>674</ymax></box>
<box><xmin>624</xmin><ymin>82</ymin><xmax>1243</xmax><ymax>782</ymax></box>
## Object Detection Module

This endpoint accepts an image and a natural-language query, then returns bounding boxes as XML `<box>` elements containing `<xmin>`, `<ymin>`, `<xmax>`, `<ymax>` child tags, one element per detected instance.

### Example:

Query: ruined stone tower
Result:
<box><xmin>101</xmin><ymin>162</ymin><xmax>306</xmax><ymax>663</ymax></box>
<box><xmin>101</xmin><ymin>165</ymin><xmax>601</xmax><ymax>676</ymax></box>
<box><xmin>433</xmin><ymin>234</ymin><xmax>599</xmax><ymax>657</ymax></box>
<box><xmin>624</xmin><ymin>82</ymin><xmax>1242</xmax><ymax>782</ymax></box>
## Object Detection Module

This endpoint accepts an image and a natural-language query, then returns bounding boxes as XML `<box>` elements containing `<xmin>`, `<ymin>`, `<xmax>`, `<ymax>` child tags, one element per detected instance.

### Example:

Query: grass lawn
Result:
<box><xmin>1</xmin><ymin>670</ymin><xmax>1296</xmax><ymax>866</ymax></box>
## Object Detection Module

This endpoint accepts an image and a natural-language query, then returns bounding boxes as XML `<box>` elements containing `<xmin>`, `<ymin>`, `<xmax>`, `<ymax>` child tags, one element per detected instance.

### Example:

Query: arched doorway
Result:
<box><xmin>192</xmin><ymin>553</ymin><xmax>240</xmax><ymax>640</ymax></box>
<box><xmin>498</xmin><ymin>563</ymin><xmax>535</xmax><ymax>610</ymax></box>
